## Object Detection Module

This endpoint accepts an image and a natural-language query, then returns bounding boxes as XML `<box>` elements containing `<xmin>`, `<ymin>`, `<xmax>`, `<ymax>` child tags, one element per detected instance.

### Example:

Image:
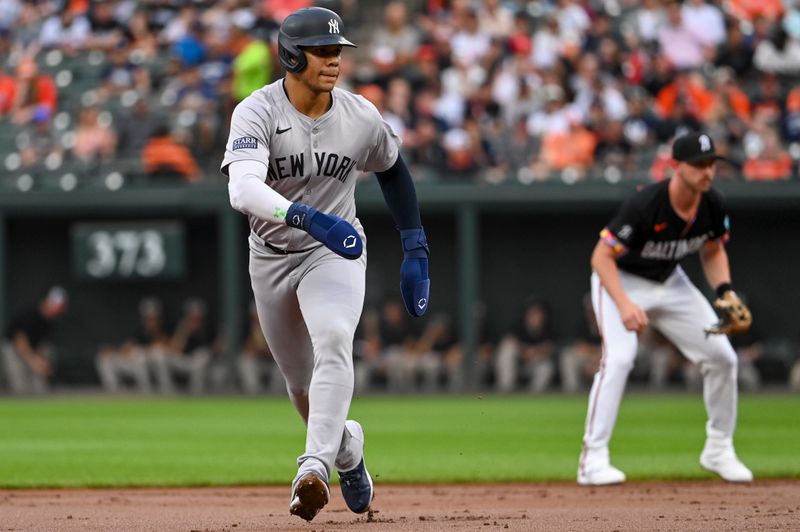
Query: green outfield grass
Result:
<box><xmin>0</xmin><ymin>394</ymin><xmax>797</xmax><ymax>488</ymax></box>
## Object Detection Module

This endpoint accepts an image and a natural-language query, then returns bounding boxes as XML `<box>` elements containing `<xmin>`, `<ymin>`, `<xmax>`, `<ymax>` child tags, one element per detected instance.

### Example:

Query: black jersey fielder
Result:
<box><xmin>577</xmin><ymin>133</ymin><xmax>753</xmax><ymax>486</ymax></box>
<box><xmin>221</xmin><ymin>7</ymin><xmax>430</xmax><ymax>522</ymax></box>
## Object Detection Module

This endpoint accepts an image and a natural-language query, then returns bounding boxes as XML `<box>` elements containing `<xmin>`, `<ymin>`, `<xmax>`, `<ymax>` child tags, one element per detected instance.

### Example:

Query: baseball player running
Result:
<box><xmin>578</xmin><ymin>132</ymin><xmax>753</xmax><ymax>486</ymax></box>
<box><xmin>220</xmin><ymin>7</ymin><xmax>430</xmax><ymax>522</ymax></box>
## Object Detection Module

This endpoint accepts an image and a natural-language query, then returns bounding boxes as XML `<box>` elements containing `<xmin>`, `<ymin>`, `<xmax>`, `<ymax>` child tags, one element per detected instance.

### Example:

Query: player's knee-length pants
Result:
<box><xmin>249</xmin><ymin>235</ymin><xmax>366</xmax><ymax>479</ymax></box>
<box><xmin>582</xmin><ymin>267</ymin><xmax>738</xmax><ymax>453</ymax></box>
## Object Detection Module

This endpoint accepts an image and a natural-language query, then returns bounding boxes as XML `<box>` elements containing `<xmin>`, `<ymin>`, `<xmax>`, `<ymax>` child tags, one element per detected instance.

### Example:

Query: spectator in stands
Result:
<box><xmin>125</xmin><ymin>9</ymin><xmax>158</xmax><ymax>62</ymax></box>
<box><xmin>623</xmin><ymin>88</ymin><xmax>661</xmax><ymax>148</ymax></box>
<box><xmin>167</xmin><ymin>65</ymin><xmax>220</xmax><ymax>151</ymax></box>
<box><xmin>251</xmin><ymin>2</ymin><xmax>282</xmax><ymax>45</ymax></box>
<box><xmin>712</xmin><ymin>66</ymin><xmax>751</xmax><ymax>122</ymax></box>
<box><xmin>728</xmin><ymin>0</ymin><xmax>785</xmax><ymax>22</ymax></box>
<box><xmin>531</xmin><ymin>16</ymin><xmax>561</xmax><ymax>71</ymax></box>
<box><xmin>557</xmin><ymin>0</ymin><xmax>591</xmax><ymax>45</ymax></box>
<box><xmin>478</xmin><ymin>0</ymin><xmax>514</xmax><ymax>40</ymax></box>
<box><xmin>141</xmin><ymin>125</ymin><xmax>200</xmax><ymax>182</ymax></box>
<box><xmin>39</xmin><ymin>6</ymin><xmax>91</xmax><ymax>52</ymax></box>
<box><xmin>0</xmin><ymin>0</ymin><xmax>795</xmax><ymax>185</ymax></box>
<box><xmin>559</xmin><ymin>293</ymin><xmax>601</xmax><ymax>393</ymax></box>
<box><xmin>682</xmin><ymin>0</ymin><xmax>726</xmax><ymax>49</ymax></box>
<box><xmin>230</xmin><ymin>19</ymin><xmax>271</xmax><ymax>103</ymax></box>
<box><xmin>95</xmin><ymin>296</ymin><xmax>168</xmax><ymax>394</ymax></box>
<box><xmin>98</xmin><ymin>43</ymin><xmax>152</xmax><ymax>100</ymax></box>
<box><xmin>116</xmin><ymin>96</ymin><xmax>161</xmax><ymax>158</ymax></box>
<box><xmin>238</xmin><ymin>301</ymin><xmax>281</xmax><ymax>395</ymax></box>
<box><xmin>171</xmin><ymin>19</ymin><xmax>206</xmax><ymax>68</ymax></box>
<box><xmin>1</xmin><ymin>286</ymin><xmax>67</xmax><ymax>395</ymax></box>
<box><xmin>582</xmin><ymin>12</ymin><xmax>613</xmax><ymax>56</ymax></box>
<box><xmin>450</xmin><ymin>7</ymin><xmax>491</xmax><ymax>67</ymax></box>
<box><xmin>0</xmin><ymin>0</ymin><xmax>21</xmax><ymax>35</ymax></box>
<box><xmin>0</xmin><ymin>58</ymin><xmax>57</xmax><ymax>125</ymax></box>
<box><xmin>406</xmin><ymin>115</ymin><xmax>446</xmax><ymax>180</ymax></box>
<box><xmin>715</xmin><ymin>17</ymin><xmax>754</xmax><ymax>78</ymax></box>
<box><xmin>657</xmin><ymin>1</ymin><xmax>707</xmax><ymax>70</ymax></box>
<box><xmin>754</xmin><ymin>26</ymin><xmax>800</xmax><ymax>75</ymax></box>
<box><xmin>369</xmin><ymin>1</ymin><xmax>419</xmax><ymax>80</ymax></box>
<box><xmin>750</xmin><ymin>73</ymin><xmax>784</xmax><ymax>125</ymax></box>
<box><xmin>71</xmin><ymin>104</ymin><xmax>117</xmax><ymax>165</ymax></box>
<box><xmin>18</xmin><ymin>111</ymin><xmax>63</xmax><ymax>170</ymax></box>
<box><xmin>534</xmin><ymin>116</ymin><xmax>597</xmax><ymax>182</ymax></box>
<box><xmin>655</xmin><ymin>70</ymin><xmax>714</xmax><ymax>123</ymax></box>
<box><xmin>526</xmin><ymin>83</ymin><xmax>571</xmax><ymax>135</ymax></box>
<box><xmin>594</xmin><ymin>119</ymin><xmax>634</xmax><ymax>173</ymax></box>
<box><xmin>85</xmin><ymin>0</ymin><xmax>125</xmax><ymax>51</ymax></box>
<box><xmin>626</xmin><ymin>0</ymin><xmax>665</xmax><ymax>44</ymax></box>
<box><xmin>441</xmin><ymin>118</ymin><xmax>493</xmax><ymax>181</ymax></box>
<box><xmin>487</xmin><ymin>116</ymin><xmax>538</xmax><ymax>184</ymax></box>
<box><xmin>659</xmin><ymin>98</ymin><xmax>703</xmax><ymax>142</ymax></box>
<box><xmin>385</xmin><ymin>78</ymin><xmax>414</xmax><ymax>142</ymax></box>
<box><xmin>784</xmin><ymin>86</ymin><xmax>800</xmax><ymax>143</ymax></box>
<box><xmin>7</xmin><ymin>3</ymin><xmax>39</xmax><ymax>57</ymax></box>
<box><xmin>743</xmin><ymin>129</ymin><xmax>792</xmax><ymax>180</ymax></box>
<box><xmin>495</xmin><ymin>296</ymin><xmax>556</xmax><ymax>393</ymax></box>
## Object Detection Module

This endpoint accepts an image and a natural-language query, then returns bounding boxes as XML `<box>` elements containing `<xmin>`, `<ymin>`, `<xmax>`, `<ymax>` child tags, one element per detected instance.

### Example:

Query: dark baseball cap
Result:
<box><xmin>672</xmin><ymin>132</ymin><xmax>726</xmax><ymax>164</ymax></box>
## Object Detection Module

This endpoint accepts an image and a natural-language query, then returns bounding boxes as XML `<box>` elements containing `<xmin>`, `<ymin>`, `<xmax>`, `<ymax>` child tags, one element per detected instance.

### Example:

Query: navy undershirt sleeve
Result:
<box><xmin>374</xmin><ymin>154</ymin><xmax>422</xmax><ymax>230</ymax></box>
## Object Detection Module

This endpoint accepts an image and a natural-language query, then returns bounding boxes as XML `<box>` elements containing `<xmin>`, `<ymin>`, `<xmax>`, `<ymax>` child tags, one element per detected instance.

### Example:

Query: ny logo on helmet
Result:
<box><xmin>328</xmin><ymin>19</ymin><xmax>339</xmax><ymax>34</ymax></box>
<box><xmin>699</xmin><ymin>134</ymin><xmax>711</xmax><ymax>152</ymax></box>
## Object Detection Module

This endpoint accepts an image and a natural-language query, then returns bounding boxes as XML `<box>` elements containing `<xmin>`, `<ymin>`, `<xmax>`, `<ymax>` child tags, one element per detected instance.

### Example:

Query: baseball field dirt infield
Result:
<box><xmin>2</xmin><ymin>480</ymin><xmax>797</xmax><ymax>531</ymax></box>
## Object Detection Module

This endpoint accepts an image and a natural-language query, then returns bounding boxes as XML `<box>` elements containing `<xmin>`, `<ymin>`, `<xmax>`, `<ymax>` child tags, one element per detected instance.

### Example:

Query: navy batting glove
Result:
<box><xmin>399</xmin><ymin>227</ymin><xmax>430</xmax><ymax>317</ymax></box>
<box><xmin>286</xmin><ymin>203</ymin><xmax>363</xmax><ymax>259</ymax></box>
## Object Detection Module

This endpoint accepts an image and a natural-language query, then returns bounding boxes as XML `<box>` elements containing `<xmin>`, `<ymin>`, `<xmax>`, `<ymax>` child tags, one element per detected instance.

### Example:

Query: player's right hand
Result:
<box><xmin>619</xmin><ymin>299</ymin><xmax>648</xmax><ymax>332</ymax></box>
<box><xmin>285</xmin><ymin>203</ymin><xmax>363</xmax><ymax>259</ymax></box>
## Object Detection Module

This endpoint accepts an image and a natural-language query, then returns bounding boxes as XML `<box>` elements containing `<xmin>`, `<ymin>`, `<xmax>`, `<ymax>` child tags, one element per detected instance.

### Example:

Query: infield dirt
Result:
<box><xmin>1</xmin><ymin>480</ymin><xmax>797</xmax><ymax>531</ymax></box>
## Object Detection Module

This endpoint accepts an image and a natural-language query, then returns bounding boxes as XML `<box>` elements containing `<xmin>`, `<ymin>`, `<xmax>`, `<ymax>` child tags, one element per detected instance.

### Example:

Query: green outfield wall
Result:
<box><xmin>1</xmin><ymin>182</ymin><xmax>798</xmax><ymax>386</ymax></box>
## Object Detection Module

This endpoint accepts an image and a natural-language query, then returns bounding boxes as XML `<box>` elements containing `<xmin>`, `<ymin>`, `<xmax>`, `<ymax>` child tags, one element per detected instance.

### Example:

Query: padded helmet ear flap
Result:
<box><xmin>279</xmin><ymin>40</ymin><xmax>306</xmax><ymax>73</ymax></box>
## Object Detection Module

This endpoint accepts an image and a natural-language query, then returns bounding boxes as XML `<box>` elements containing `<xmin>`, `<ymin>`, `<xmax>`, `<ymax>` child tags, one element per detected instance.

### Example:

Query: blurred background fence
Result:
<box><xmin>1</xmin><ymin>181</ymin><xmax>799</xmax><ymax>391</ymax></box>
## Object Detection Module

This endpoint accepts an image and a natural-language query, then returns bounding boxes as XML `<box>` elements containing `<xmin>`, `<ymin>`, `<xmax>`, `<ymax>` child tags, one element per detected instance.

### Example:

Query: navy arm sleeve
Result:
<box><xmin>375</xmin><ymin>154</ymin><xmax>421</xmax><ymax>230</ymax></box>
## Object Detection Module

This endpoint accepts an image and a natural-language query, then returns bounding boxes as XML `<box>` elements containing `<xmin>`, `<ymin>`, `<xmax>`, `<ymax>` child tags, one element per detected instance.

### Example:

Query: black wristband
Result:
<box><xmin>715</xmin><ymin>282</ymin><xmax>734</xmax><ymax>298</ymax></box>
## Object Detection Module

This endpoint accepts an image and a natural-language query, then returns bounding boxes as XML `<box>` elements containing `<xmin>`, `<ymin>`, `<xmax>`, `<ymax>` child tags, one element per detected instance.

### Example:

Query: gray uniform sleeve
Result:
<box><xmin>220</xmin><ymin>100</ymin><xmax>272</xmax><ymax>176</ymax></box>
<box><xmin>361</xmin><ymin>98</ymin><xmax>401</xmax><ymax>173</ymax></box>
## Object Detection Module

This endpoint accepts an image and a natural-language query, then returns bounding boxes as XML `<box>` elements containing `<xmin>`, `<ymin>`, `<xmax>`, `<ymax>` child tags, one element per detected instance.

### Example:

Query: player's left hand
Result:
<box><xmin>399</xmin><ymin>227</ymin><xmax>430</xmax><ymax>317</ymax></box>
<box><xmin>704</xmin><ymin>290</ymin><xmax>752</xmax><ymax>337</ymax></box>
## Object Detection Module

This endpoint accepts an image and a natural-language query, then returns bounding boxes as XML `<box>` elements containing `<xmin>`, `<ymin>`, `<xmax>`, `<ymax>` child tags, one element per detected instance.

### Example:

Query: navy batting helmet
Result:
<box><xmin>278</xmin><ymin>7</ymin><xmax>357</xmax><ymax>74</ymax></box>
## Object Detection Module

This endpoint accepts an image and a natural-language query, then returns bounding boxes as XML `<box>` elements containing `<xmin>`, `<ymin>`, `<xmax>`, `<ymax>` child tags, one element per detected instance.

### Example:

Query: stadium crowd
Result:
<box><xmin>0</xmin><ymin>0</ymin><xmax>799</xmax><ymax>188</ymax></box>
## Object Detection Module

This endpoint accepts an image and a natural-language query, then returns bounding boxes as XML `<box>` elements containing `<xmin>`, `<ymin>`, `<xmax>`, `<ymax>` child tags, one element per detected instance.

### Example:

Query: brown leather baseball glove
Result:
<box><xmin>704</xmin><ymin>291</ymin><xmax>752</xmax><ymax>337</ymax></box>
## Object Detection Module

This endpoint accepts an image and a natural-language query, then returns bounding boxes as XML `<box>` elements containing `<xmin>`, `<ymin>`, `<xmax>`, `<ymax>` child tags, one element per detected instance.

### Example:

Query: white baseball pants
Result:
<box><xmin>581</xmin><ymin>267</ymin><xmax>739</xmax><ymax>458</ymax></box>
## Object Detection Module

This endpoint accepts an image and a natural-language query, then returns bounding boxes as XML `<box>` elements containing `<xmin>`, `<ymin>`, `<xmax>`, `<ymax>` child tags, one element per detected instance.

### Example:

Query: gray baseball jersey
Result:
<box><xmin>221</xmin><ymin>79</ymin><xmax>400</xmax><ymax>487</ymax></box>
<box><xmin>221</xmin><ymin>79</ymin><xmax>400</xmax><ymax>251</ymax></box>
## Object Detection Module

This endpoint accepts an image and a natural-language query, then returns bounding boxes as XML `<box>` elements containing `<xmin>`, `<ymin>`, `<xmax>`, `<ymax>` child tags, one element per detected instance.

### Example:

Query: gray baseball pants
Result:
<box><xmin>248</xmin><ymin>235</ymin><xmax>366</xmax><ymax>484</ymax></box>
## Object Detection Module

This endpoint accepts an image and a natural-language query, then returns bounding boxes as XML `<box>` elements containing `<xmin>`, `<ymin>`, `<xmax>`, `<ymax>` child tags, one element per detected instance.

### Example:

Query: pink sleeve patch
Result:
<box><xmin>600</xmin><ymin>228</ymin><xmax>628</xmax><ymax>257</ymax></box>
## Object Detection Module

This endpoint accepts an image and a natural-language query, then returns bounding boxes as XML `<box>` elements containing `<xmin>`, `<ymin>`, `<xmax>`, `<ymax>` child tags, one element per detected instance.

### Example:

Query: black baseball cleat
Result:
<box><xmin>337</xmin><ymin>420</ymin><xmax>374</xmax><ymax>513</ymax></box>
<box><xmin>289</xmin><ymin>473</ymin><xmax>329</xmax><ymax>521</ymax></box>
